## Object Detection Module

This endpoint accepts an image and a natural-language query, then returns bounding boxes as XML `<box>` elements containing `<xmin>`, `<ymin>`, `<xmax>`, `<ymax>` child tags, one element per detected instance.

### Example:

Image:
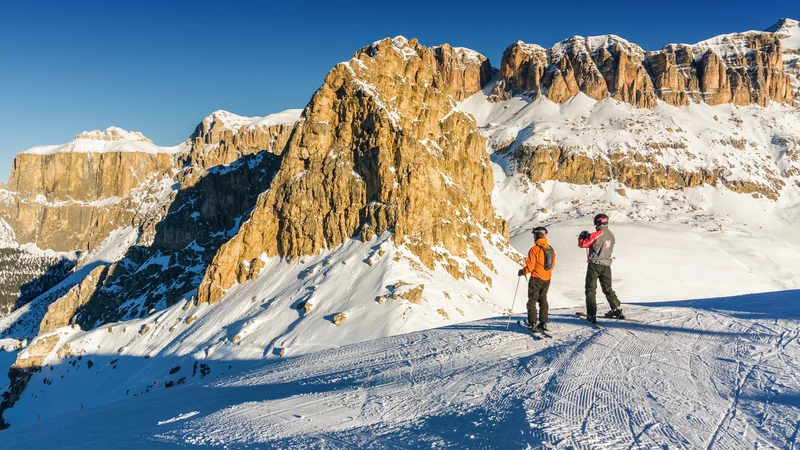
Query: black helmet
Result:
<box><xmin>593</xmin><ymin>214</ymin><xmax>609</xmax><ymax>227</ymax></box>
<box><xmin>532</xmin><ymin>226</ymin><xmax>548</xmax><ymax>240</ymax></box>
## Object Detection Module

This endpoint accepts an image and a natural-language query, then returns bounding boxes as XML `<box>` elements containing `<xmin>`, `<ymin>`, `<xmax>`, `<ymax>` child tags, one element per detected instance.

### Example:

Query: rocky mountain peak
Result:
<box><xmin>75</xmin><ymin>126</ymin><xmax>151</xmax><ymax>143</ymax></box>
<box><xmin>197</xmin><ymin>36</ymin><xmax>505</xmax><ymax>304</ymax></box>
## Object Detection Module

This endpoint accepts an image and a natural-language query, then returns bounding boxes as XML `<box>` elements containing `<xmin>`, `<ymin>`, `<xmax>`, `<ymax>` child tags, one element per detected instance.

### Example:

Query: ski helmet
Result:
<box><xmin>593</xmin><ymin>214</ymin><xmax>609</xmax><ymax>227</ymax></box>
<box><xmin>532</xmin><ymin>226</ymin><xmax>548</xmax><ymax>240</ymax></box>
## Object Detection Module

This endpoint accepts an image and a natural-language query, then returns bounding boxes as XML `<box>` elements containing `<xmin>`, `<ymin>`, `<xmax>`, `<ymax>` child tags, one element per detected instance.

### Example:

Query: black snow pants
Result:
<box><xmin>527</xmin><ymin>276</ymin><xmax>550</xmax><ymax>325</ymax></box>
<box><xmin>585</xmin><ymin>262</ymin><xmax>621</xmax><ymax>317</ymax></box>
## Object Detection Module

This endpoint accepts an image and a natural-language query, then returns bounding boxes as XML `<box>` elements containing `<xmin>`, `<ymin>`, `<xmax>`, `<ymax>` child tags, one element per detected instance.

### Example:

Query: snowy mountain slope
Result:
<box><xmin>4</xmin><ymin>210</ymin><xmax>800</xmax><ymax>429</ymax></box>
<box><xmin>1</xmin><ymin>291</ymin><xmax>798</xmax><ymax>448</ymax></box>
<box><xmin>461</xmin><ymin>85</ymin><xmax>800</xmax><ymax>199</ymax></box>
<box><xmin>0</xmin><ymin>231</ymin><xmax>545</xmax><ymax>426</ymax></box>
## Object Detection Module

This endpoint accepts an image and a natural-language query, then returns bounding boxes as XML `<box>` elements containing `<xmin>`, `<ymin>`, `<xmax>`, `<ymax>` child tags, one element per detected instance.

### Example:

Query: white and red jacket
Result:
<box><xmin>578</xmin><ymin>225</ymin><xmax>615</xmax><ymax>265</ymax></box>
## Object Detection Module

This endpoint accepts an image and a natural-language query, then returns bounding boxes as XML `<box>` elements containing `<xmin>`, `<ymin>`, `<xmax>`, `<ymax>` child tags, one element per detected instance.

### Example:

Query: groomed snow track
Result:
<box><xmin>3</xmin><ymin>291</ymin><xmax>800</xmax><ymax>449</ymax></box>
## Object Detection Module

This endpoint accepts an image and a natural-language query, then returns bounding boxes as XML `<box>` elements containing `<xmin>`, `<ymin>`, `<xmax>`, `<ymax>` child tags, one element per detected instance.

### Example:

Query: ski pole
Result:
<box><xmin>506</xmin><ymin>275</ymin><xmax>522</xmax><ymax>330</ymax></box>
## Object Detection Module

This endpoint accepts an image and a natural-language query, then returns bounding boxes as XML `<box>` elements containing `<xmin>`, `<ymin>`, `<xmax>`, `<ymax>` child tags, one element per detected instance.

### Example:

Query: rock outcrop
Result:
<box><xmin>38</xmin><ymin>265</ymin><xmax>108</xmax><ymax>334</ymax></box>
<box><xmin>186</xmin><ymin>109</ymin><xmax>300</xmax><ymax>169</ymax></box>
<box><xmin>197</xmin><ymin>37</ymin><xmax>505</xmax><ymax>304</ymax></box>
<box><xmin>493</xmin><ymin>25</ymin><xmax>796</xmax><ymax>108</ymax></box>
<box><xmin>432</xmin><ymin>44</ymin><xmax>492</xmax><ymax>101</ymax></box>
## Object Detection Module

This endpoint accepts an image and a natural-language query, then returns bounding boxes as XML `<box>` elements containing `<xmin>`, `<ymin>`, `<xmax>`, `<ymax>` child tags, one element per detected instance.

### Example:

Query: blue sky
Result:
<box><xmin>1</xmin><ymin>0</ymin><xmax>797</xmax><ymax>181</ymax></box>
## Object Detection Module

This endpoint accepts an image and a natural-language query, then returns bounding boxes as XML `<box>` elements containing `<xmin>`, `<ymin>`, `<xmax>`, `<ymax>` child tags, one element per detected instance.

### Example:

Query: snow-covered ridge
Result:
<box><xmin>74</xmin><ymin>126</ymin><xmax>150</xmax><ymax>142</ymax></box>
<box><xmin>514</xmin><ymin>18</ymin><xmax>798</xmax><ymax>60</ymax></box>
<box><xmin>657</xmin><ymin>18</ymin><xmax>798</xmax><ymax>63</ymax></box>
<box><xmin>550</xmin><ymin>34</ymin><xmax>644</xmax><ymax>58</ymax></box>
<box><xmin>366</xmin><ymin>36</ymin><xmax>489</xmax><ymax>66</ymax></box>
<box><xmin>22</xmin><ymin>126</ymin><xmax>188</xmax><ymax>155</ymax></box>
<box><xmin>200</xmin><ymin>108</ymin><xmax>303</xmax><ymax>132</ymax></box>
<box><xmin>449</xmin><ymin>46</ymin><xmax>485</xmax><ymax>64</ymax></box>
<box><xmin>766</xmin><ymin>17</ymin><xmax>800</xmax><ymax>51</ymax></box>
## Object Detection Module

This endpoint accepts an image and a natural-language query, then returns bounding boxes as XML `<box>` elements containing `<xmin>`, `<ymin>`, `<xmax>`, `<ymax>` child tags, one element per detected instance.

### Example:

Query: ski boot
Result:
<box><xmin>535</xmin><ymin>322</ymin><xmax>549</xmax><ymax>332</ymax></box>
<box><xmin>587</xmin><ymin>315</ymin><xmax>597</xmax><ymax>324</ymax></box>
<box><xmin>604</xmin><ymin>308</ymin><xmax>625</xmax><ymax>320</ymax></box>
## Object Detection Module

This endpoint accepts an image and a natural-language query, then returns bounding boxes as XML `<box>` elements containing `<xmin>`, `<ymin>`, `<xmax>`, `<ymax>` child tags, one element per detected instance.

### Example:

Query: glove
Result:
<box><xmin>578</xmin><ymin>230</ymin><xmax>590</xmax><ymax>240</ymax></box>
<box><xmin>517</xmin><ymin>269</ymin><xmax>524</xmax><ymax>277</ymax></box>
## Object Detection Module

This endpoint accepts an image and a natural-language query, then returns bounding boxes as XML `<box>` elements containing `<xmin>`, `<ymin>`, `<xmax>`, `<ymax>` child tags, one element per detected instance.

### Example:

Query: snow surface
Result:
<box><xmin>1</xmin><ymin>292</ymin><xmax>799</xmax><ymax>448</ymax></box>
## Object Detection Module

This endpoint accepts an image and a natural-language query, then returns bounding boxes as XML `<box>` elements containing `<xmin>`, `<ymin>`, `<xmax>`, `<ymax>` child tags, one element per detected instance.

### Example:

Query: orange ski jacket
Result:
<box><xmin>522</xmin><ymin>238</ymin><xmax>556</xmax><ymax>281</ymax></box>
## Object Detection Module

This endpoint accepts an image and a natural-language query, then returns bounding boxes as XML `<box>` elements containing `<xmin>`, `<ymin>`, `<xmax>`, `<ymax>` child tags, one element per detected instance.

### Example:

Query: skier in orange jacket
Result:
<box><xmin>518</xmin><ymin>226</ymin><xmax>556</xmax><ymax>332</ymax></box>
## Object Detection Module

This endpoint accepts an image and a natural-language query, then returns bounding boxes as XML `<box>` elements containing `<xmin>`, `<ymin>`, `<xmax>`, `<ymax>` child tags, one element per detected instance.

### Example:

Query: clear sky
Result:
<box><xmin>1</xmin><ymin>0</ymin><xmax>797</xmax><ymax>182</ymax></box>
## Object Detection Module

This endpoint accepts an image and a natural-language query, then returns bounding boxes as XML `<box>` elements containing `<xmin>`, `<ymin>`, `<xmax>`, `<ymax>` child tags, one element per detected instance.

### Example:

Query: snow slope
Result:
<box><xmin>0</xmin><ymin>230</ymin><xmax>544</xmax><ymax>426</ymax></box>
<box><xmin>1</xmin><ymin>291</ymin><xmax>799</xmax><ymax>448</ymax></box>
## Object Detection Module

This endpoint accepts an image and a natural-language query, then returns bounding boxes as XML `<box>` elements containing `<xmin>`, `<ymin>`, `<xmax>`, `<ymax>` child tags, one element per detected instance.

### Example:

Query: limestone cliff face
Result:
<box><xmin>494</xmin><ymin>27</ymin><xmax>796</xmax><ymax>108</ymax></box>
<box><xmin>645</xmin><ymin>32</ymin><xmax>793</xmax><ymax>107</ymax></box>
<box><xmin>198</xmin><ymin>37</ymin><xmax>505</xmax><ymax>304</ymax></box>
<box><xmin>432</xmin><ymin>44</ymin><xmax>492</xmax><ymax>101</ymax></box>
<box><xmin>1</xmin><ymin>111</ymin><xmax>301</xmax><ymax>254</ymax></box>
<box><xmin>512</xmin><ymin>144</ymin><xmax>783</xmax><ymax>200</ymax></box>
<box><xmin>2</xmin><ymin>133</ymin><xmax>181</xmax><ymax>252</ymax></box>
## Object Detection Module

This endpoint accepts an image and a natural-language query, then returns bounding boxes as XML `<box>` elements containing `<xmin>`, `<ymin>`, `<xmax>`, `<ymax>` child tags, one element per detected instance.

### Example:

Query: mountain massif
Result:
<box><xmin>0</xmin><ymin>18</ymin><xmax>799</xmax><ymax>430</ymax></box>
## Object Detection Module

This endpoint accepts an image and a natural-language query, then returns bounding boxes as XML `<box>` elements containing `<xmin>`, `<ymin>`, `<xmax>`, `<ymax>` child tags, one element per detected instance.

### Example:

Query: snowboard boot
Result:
<box><xmin>535</xmin><ymin>321</ymin><xmax>548</xmax><ymax>332</ymax></box>
<box><xmin>604</xmin><ymin>308</ymin><xmax>625</xmax><ymax>320</ymax></box>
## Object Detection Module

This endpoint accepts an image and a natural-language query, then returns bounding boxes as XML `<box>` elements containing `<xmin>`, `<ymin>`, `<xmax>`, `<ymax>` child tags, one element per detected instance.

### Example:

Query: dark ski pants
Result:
<box><xmin>585</xmin><ymin>262</ymin><xmax>621</xmax><ymax>317</ymax></box>
<box><xmin>527</xmin><ymin>276</ymin><xmax>550</xmax><ymax>325</ymax></box>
